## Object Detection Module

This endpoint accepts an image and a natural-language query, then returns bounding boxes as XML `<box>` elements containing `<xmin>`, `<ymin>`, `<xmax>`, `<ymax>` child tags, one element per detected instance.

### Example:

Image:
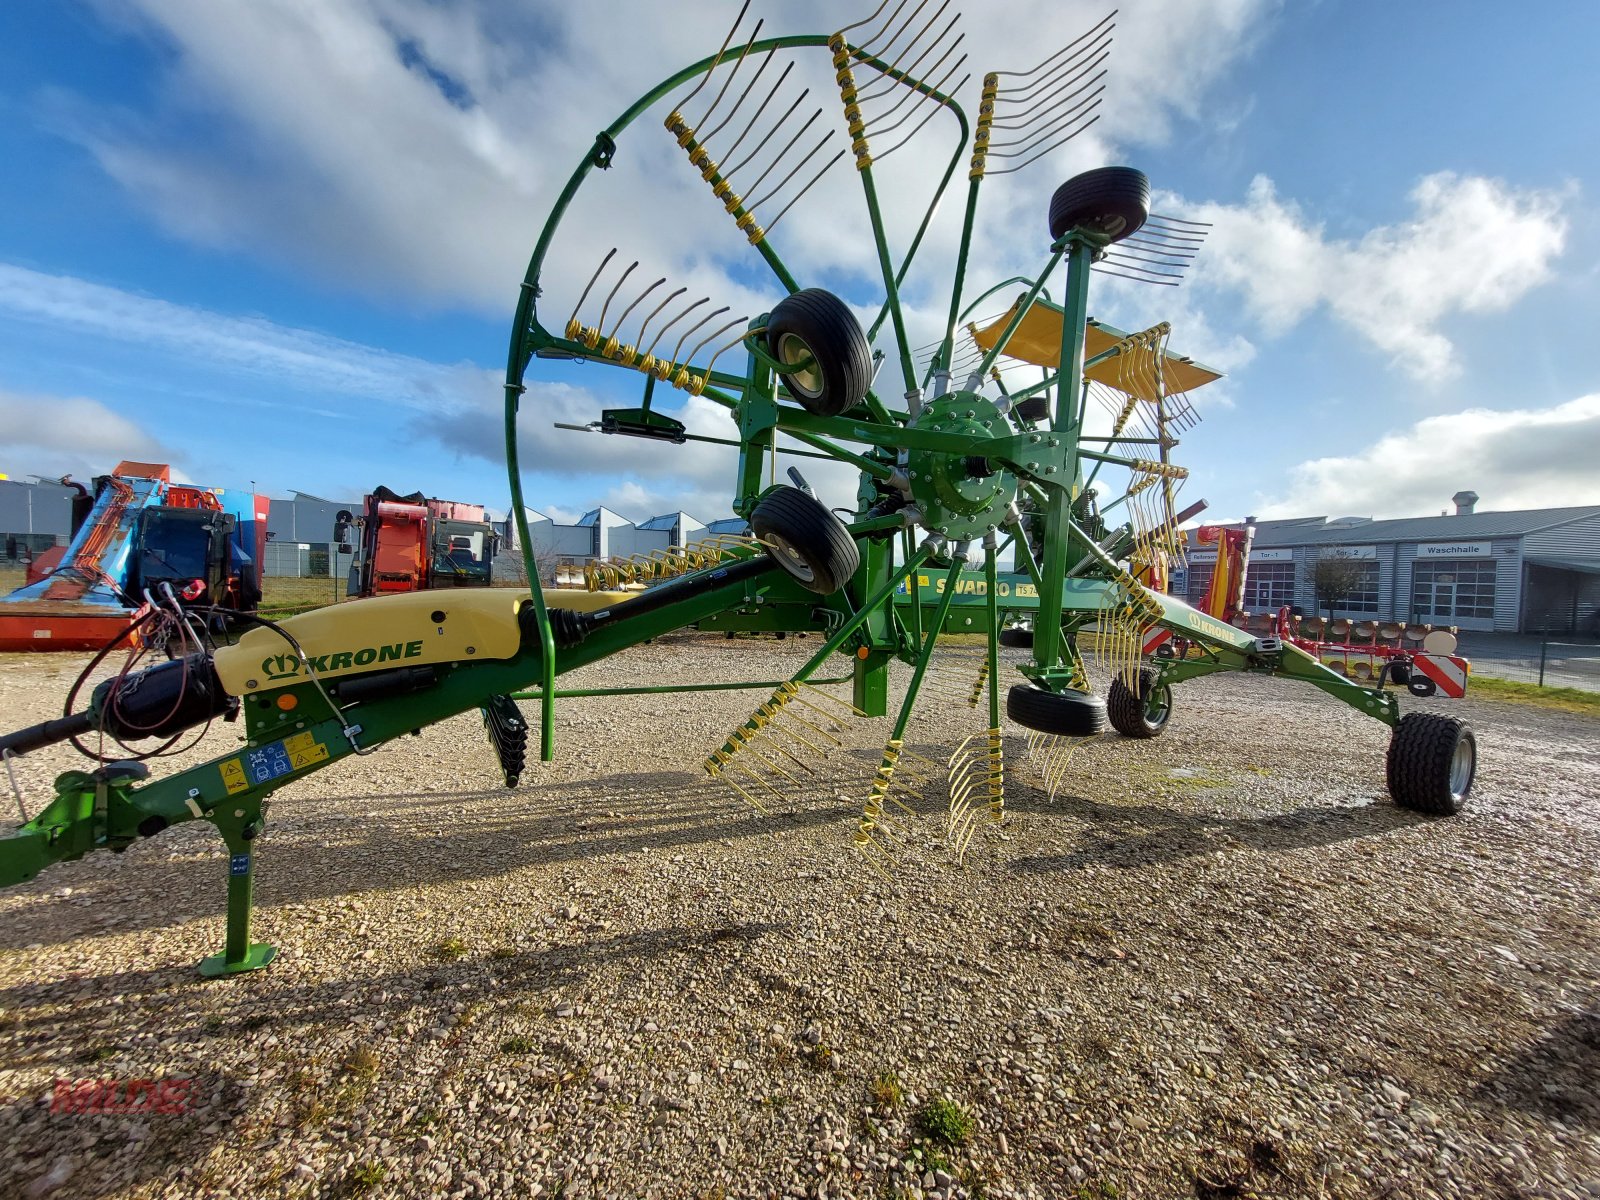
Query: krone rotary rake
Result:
<box><xmin>0</xmin><ymin>2</ymin><xmax>1478</xmax><ymax>975</ymax></box>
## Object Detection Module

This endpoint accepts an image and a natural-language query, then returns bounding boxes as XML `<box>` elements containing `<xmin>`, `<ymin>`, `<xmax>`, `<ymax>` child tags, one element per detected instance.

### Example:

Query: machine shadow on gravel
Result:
<box><xmin>0</xmin><ymin>770</ymin><xmax>852</xmax><ymax>951</ymax></box>
<box><xmin>1474</xmin><ymin>1007</ymin><xmax>1600</xmax><ymax>1127</ymax></box>
<box><xmin>0</xmin><ymin>921</ymin><xmax>788</xmax><ymax>1066</ymax></box>
<box><xmin>1004</xmin><ymin>789</ymin><xmax>1428</xmax><ymax>875</ymax></box>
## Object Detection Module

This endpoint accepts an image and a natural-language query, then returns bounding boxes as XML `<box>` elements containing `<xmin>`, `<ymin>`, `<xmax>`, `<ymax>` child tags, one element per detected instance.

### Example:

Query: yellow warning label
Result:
<box><xmin>284</xmin><ymin>732</ymin><xmax>316</xmax><ymax>754</ymax></box>
<box><xmin>220</xmin><ymin>759</ymin><xmax>249</xmax><ymax>795</ymax></box>
<box><xmin>290</xmin><ymin>743</ymin><xmax>329</xmax><ymax>770</ymax></box>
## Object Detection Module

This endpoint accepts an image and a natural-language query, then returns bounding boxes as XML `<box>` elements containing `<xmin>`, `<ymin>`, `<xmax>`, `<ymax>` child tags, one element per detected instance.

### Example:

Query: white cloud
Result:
<box><xmin>1178</xmin><ymin>172</ymin><xmax>1571</xmax><ymax>382</ymax></box>
<box><xmin>0</xmin><ymin>263</ymin><xmax>486</xmax><ymax>410</ymax></box>
<box><xmin>1255</xmin><ymin>394</ymin><xmax>1600</xmax><ymax>518</ymax></box>
<box><xmin>0</xmin><ymin>389</ymin><xmax>182</xmax><ymax>481</ymax></box>
<box><xmin>57</xmin><ymin>0</ymin><xmax>1280</xmax><ymax>327</ymax></box>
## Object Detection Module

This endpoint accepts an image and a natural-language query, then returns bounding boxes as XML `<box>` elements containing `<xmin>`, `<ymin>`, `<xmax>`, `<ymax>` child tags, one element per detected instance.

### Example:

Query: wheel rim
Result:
<box><xmin>776</xmin><ymin>333</ymin><xmax>823</xmax><ymax>399</ymax></box>
<box><xmin>763</xmin><ymin>533</ymin><xmax>815</xmax><ymax>583</ymax></box>
<box><xmin>1449</xmin><ymin>735</ymin><xmax>1474</xmax><ymax>798</ymax></box>
<box><xmin>1145</xmin><ymin>686</ymin><xmax>1171</xmax><ymax>728</ymax></box>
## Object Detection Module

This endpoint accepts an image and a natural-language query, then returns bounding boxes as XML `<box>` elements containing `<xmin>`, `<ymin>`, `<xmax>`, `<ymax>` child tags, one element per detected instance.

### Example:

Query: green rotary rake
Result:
<box><xmin>0</xmin><ymin>1</ymin><xmax>1478</xmax><ymax>975</ymax></box>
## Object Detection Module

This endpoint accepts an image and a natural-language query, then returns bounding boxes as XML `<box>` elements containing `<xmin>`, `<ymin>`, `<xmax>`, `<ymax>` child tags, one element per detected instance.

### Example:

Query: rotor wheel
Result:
<box><xmin>1006</xmin><ymin>683</ymin><xmax>1106</xmax><ymax>737</ymax></box>
<box><xmin>750</xmin><ymin>485</ymin><xmax>860</xmax><ymax>596</ymax></box>
<box><xmin>1386</xmin><ymin>712</ymin><xmax>1475</xmax><ymax>815</ymax></box>
<box><xmin>1106</xmin><ymin>668</ymin><xmax>1173</xmax><ymax>739</ymax></box>
<box><xmin>1048</xmin><ymin>166</ymin><xmax>1150</xmax><ymax>244</ymax></box>
<box><xmin>765</xmin><ymin>289</ymin><xmax>873</xmax><ymax>418</ymax></box>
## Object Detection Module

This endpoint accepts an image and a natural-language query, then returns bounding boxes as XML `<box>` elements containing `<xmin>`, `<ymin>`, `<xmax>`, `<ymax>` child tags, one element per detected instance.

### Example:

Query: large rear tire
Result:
<box><xmin>750</xmin><ymin>486</ymin><xmax>860</xmax><ymax>596</ymax></box>
<box><xmin>1106</xmin><ymin>668</ymin><xmax>1172</xmax><ymax>739</ymax></box>
<box><xmin>1006</xmin><ymin>684</ymin><xmax>1106</xmax><ymax>737</ymax></box>
<box><xmin>765</xmin><ymin>289</ymin><xmax>872</xmax><ymax>418</ymax></box>
<box><xmin>1387</xmin><ymin>712</ymin><xmax>1475</xmax><ymax>815</ymax></box>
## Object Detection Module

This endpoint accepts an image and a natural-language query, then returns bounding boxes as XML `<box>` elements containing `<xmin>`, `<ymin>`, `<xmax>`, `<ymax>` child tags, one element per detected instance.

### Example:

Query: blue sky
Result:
<box><xmin>0</xmin><ymin>0</ymin><xmax>1595</xmax><ymax>528</ymax></box>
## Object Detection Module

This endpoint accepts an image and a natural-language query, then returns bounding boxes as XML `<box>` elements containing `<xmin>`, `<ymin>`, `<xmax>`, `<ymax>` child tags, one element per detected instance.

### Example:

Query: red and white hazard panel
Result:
<box><xmin>1142</xmin><ymin>627</ymin><xmax>1173</xmax><ymax>656</ymax></box>
<box><xmin>1413</xmin><ymin>653</ymin><xmax>1469</xmax><ymax>698</ymax></box>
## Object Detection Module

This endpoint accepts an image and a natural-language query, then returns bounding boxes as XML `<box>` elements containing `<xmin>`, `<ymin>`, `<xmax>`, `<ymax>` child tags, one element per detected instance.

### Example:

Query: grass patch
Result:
<box><xmin>341</xmin><ymin>1045</ymin><xmax>380</xmax><ymax>1077</ymax></box>
<box><xmin>433</xmin><ymin>937</ymin><xmax>469</xmax><ymax>960</ymax></box>
<box><xmin>337</xmin><ymin>1161</ymin><xmax>387</xmax><ymax>1195</ymax></box>
<box><xmin>868</xmin><ymin>1070</ymin><xmax>905</xmax><ymax>1110</ymax></box>
<box><xmin>1465</xmin><ymin>675</ymin><xmax>1600</xmax><ymax>716</ymax></box>
<box><xmin>916</xmin><ymin>1096</ymin><xmax>974</xmax><ymax>1146</ymax></box>
<box><xmin>501</xmin><ymin>1034</ymin><xmax>538</xmax><ymax>1055</ymax></box>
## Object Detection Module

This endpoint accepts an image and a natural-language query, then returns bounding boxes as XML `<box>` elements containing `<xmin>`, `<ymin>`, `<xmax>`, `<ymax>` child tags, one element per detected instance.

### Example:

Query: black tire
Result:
<box><xmin>1048</xmin><ymin>166</ymin><xmax>1150</xmax><ymax>244</ymax></box>
<box><xmin>1407</xmin><ymin>673</ymin><xmax>1437</xmax><ymax>698</ymax></box>
<box><xmin>766</xmin><ymin>289</ymin><xmax>872</xmax><ymax>418</ymax></box>
<box><xmin>1386</xmin><ymin>713</ymin><xmax>1475</xmax><ymax>816</ymax></box>
<box><xmin>1106</xmin><ymin>668</ymin><xmax>1173</xmax><ymax>739</ymax></box>
<box><xmin>750</xmin><ymin>486</ymin><xmax>860</xmax><ymax>596</ymax></box>
<box><xmin>998</xmin><ymin>626</ymin><xmax>1033</xmax><ymax>648</ymax></box>
<box><xmin>1006</xmin><ymin>683</ymin><xmax>1106</xmax><ymax>737</ymax></box>
<box><xmin>1013</xmin><ymin>394</ymin><xmax>1050</xmax><ymax>423</ymax></box>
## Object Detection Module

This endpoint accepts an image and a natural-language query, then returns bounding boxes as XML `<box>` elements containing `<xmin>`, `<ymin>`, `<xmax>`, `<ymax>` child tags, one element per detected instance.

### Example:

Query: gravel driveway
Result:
<box><xmin>1</xmin><ymin>635</ymin><xmax>1597</xmax><ymax>1199</ymax></box>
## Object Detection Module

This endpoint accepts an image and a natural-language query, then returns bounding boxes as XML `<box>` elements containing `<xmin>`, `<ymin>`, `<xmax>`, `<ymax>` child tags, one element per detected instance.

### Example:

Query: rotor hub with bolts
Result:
<box><xmin>903</xmin><ymin>391</ymin><xmax>1016</xmax><ymax>541</ymax></box>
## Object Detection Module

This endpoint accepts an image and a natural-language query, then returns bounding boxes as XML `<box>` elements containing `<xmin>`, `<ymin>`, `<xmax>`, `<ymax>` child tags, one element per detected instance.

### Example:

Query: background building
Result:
<box><xmin>1173</xmin><ymin>494</ymin><xmax>1600</xmax><ymax>634</ymax></box>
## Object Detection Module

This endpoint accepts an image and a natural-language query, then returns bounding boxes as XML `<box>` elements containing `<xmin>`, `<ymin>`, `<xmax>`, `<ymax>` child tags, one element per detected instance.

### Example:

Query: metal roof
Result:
<box><xmin>1244</xmin><ymin>505</ymin><xmax>1600</xmax><ymax>548</ymax></box>
<box><xmin>1524</xmin><ymin>554</ymin><xmax>1600</xmax><ymax>575</ymax></box>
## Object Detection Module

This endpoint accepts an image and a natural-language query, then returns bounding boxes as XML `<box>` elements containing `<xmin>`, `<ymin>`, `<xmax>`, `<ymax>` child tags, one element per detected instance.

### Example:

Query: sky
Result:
<box><xmin>0</xmin><ymin>0</ymin><xmax>1595</xmax><ymax>529</ymax></box>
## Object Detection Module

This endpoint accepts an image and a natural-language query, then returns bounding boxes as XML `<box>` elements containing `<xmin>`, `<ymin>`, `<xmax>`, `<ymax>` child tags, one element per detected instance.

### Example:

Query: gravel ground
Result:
<box><xmin>1</xmin><ymin>634</ymin><xmax>1598</xmax><ymax>1200</ymax></box>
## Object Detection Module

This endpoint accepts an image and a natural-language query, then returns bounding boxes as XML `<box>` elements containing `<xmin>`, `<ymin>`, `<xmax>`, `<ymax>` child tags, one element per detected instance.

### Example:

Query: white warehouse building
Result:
<box><xmin>1172</xmin><ymin>493</ymin><xmax>1600</xmax><ymax>635</ymax></box>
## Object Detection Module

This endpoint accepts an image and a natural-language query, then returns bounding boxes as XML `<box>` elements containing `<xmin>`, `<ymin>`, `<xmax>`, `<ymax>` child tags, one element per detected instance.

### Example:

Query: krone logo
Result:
<box><xmin>262</xmin><ymin>653</ymin><xmax>301</xmax><ymax>681</ymax></box>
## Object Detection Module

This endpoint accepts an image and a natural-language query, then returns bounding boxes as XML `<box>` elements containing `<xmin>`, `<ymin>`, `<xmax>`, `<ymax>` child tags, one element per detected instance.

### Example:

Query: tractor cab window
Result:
<box><xmin>132</xmin><ymin>509</ymin><xmax>232</xmax><ymax>597</ymax></box>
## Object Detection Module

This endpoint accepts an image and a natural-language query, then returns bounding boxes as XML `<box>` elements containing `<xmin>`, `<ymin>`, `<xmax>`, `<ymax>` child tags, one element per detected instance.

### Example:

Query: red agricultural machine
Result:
<box><xmin>336</xmin><ymin>487</ymin><xmax>500</xmax><ymax>599</ymax></box>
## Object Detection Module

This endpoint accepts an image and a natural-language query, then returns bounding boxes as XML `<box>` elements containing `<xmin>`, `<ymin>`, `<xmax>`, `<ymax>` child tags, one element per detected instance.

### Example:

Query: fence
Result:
<box><xmin>262</xmin><ymin>541</ymin><xmax>355</xmax><ymax>580</ymax></box>
<box><xmin>1466</xmin><ymin>639</ymin><xmax>1600</xmax><ymax>692</ymax></box>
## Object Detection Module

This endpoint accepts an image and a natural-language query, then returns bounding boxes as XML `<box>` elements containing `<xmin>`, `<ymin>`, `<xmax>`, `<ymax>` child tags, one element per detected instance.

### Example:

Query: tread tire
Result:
<box><xmin>766</xmin><ymin>289</ymin><xmax>872</xmax><ymax>418</ymax></box>
<box><xmin>1386</xmin><ymin>712</ymin><xmax>1474</xmax><ymax>816</ymax></box>
<box><xmin>1048</xmin><ymin>166</ymin><xmax>1150</xmax><ymax>244</ymax></box>
<box><xmin>998</xmin><ymin>626</ymin><xmax>1034</xmax><ymax>649</ymax></box>
<box><xmin>1106</xmin><ymin>668</ymin><xmax>1173</xmax><ymax>739</ymax></box>
<box><xmin>750</xmin><ymin>486</ymin><xmax>860</xmax><ymax>596</ymax></box>
<box><xmin>1006</xmin><ymin>683</ymin><xmax>1106</xmax><ymax>737</ymax></box>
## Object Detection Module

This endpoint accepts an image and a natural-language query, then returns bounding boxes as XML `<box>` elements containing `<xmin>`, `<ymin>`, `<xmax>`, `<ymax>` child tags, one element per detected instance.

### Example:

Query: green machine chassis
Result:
<box><xmin>0</xmin><ymin>8</ymin><xmax>1471</xmax><ymax>976</ymax></box>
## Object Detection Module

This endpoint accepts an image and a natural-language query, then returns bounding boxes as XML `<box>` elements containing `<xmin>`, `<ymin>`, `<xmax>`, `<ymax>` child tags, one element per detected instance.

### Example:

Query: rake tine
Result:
<box><xmin>718</xmin><ymin>59</ymin><xmax>796</xmax><ymax>166</ymax></box>
<box><xmin>700</xmin><ymin>45</ymin><xmax>780</xmax><ymax>147</ymax></box>
<box><xmin>594</xmin><ymin>259</ymin><xmax>639</xmax><ymax>334</ymax></box>
<box><xmin>860</xmin><ymin>0</ymin><xmax>935</xmax><ymax>64</ymax></box>
<box><xmin>984</xmin><ymin>113</ymin><xmax>1102</xmax><ymax>174</ymax></box>
<box><xmin>740</xmin><ymin>108</ymin><xmax>823</xmax><ymax>201</ymax></box>
<box><xmin>606</xmin><ymin>276</ymin><xmax>666</xmax><ymax>343</ymax></box>
<box><xmin>988</xmin><ymin>60</ymin><xmax>1107</xmax><ymax>135</ymax></box>
<box><xmin>992</xmin><ymin>10</ymin><xmax>1116</xmax><ymax>82</ymax></box>
<box><xmin>747</xmin><ymin>127</ymin><xmax>837</xmax><ymax>212</ymax></box>
<box><xmin>567</xmin><ymin>247</ymin><xmax>617</xmax><ymax>332</ymax></box>
<box><xmin>876</xmin><ymin>69</ymin><xmax>968</xmax><ymax>159</ymax></box>
<box><xmin>673</xmin><ymin>0</ymin><xmax>751</xmax><ymax>112</ymax></box>
<box><xmin>723</xmin><ymin>87</ymin><xmax>812</xmax><ymax>182</ymax></box>
<box><xmin>633</xmin><ymin>285</ymin><xmax>688</xmax><ymax>353</ymax></box>
<box><xmin>856</xmin><ymin>0</ymin><xmax>956</xmax><ymax>104</ymax></box>
<box><xmin>684</xmin><ymin>314</ymin><xmax>751</xmax><ymax>370</ymax></box>
<box><xmin>690</xmin><ymin>17</ymin><xmax>766</xmax><ymax>131</ymax></box>
<box><xmin>992</xmin><ymin>50</ymin><xmax>1107</xmax><ymax>122</ymax></box>
<box><xmin>641</xmin><ymin>295</ymin><xmax>710</xmax><ymax>360</ymax></box>
<box><xmin>668</xmin><ymin>305</ymin><xmax>731</xmax><ymax>369</ymax></box>
<box><xmin>847</xmin><ymin>0</ymin><xmax>910</xmax><ymax>54</ymax></box>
